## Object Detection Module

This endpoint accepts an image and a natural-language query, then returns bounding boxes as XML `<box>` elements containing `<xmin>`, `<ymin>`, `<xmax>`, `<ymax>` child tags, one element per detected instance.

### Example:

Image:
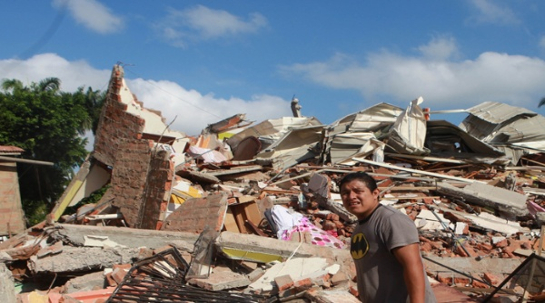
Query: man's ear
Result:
<box><xmin>372</xmin><ymin>188</ymin><xmax>380</xmax><ymax>199</ymax></box>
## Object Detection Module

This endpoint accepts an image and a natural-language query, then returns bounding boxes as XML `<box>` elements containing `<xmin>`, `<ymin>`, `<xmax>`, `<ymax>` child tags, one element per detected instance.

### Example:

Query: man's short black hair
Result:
<box><xmin>338</xmin><ymin>172</ymin><xmax>378</xmax><ymax>192</ymax></box>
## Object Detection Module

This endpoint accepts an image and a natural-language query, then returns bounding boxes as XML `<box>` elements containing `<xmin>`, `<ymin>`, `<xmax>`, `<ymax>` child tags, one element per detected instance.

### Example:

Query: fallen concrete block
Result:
<box><xmin>436</xmin><ymin>181</ymin><xmax>529</xmax><ymax>219</ymax></box>
<box><xmin>424</xmin><ymin>256</ymin><xmax>522</xmax><ymax>277</ymax></box>
<box><xmin>216</xmin><ymin>231</ymin><xmax>352</xmax><ymax>266</ymax></box>
<box><xmin>248</xmin><ymin>257</ymin><xmax>330</xmax><ymax>293</ymax></box>
<box><xmin>63</xmin><ymin>271</ymin><xmax>105</xmax><ymax>294</ymax></box>
<box><xmin>48</xmin><ymin>223</ymin><xmax>200</xmax><ymax>250</ymax></box>
<box><xmin>28</xmin><ymin>246</ymin><xmax>141</xmax><ymax>274</ymax></box>
<box><xmin>188</xmin><ymin>266</ymin><xmax>251</xmax><ymax>291</ymax></box>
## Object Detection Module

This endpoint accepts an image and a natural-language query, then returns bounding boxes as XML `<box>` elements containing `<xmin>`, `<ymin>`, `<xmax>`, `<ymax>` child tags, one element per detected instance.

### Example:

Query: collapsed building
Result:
<box><xmin>2</xmin><ymin>64</ymin><xmax>545</xmax><ymax>302</ymax></box>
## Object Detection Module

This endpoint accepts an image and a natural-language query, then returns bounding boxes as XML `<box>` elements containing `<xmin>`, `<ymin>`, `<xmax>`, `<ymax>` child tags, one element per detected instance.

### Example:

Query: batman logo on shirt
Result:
<box><xmin>350</xmin><ymin>232</ymin><xmax>369</xmax><ymax>259</ymax></box>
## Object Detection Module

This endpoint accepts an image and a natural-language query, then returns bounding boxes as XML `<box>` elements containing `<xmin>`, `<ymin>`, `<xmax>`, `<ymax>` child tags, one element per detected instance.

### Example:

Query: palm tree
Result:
<box><xmin>1</xmin><ymin>79</ymin><xmax>24</xmax><ymax>92</ymax></box>
<box><xmin>539</xmin><ymin>97</ymin><xmax>545</xmax><ymax>108</ymax></box>
<box><xmin>82</xmin><ymin>87</ymin><xmax>106</xmax><ymax>135</ymax></box>
<box><xmin>37</xmin><ymin>77</ymin><xmax>61</xmax><ymax>92</ymax></box>
<box><xmin>2</xmin><ymin>78</ymin><xmax>61</xmax><ymax>93</ymax></box>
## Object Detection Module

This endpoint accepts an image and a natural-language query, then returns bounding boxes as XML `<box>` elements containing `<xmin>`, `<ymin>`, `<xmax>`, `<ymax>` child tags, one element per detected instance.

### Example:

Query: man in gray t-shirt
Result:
<box><xmin>340</xmin><ymin>172</ymin><xmax>437</xmax><ymax>302</ymax></box>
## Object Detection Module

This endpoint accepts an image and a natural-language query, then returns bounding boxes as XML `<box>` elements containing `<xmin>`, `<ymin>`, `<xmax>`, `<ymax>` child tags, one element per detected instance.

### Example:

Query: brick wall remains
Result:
<box><xmin>93</xmin><ymin>66</ymin><xmax>145</xmax><ymax>167</ymax></box>
<box><xmin>161</xmin><ymin>193</ymin><xmax>228</xmax><ymax>233</ymax></box>
<box><xmin>140</xmin><ymin>149</ymin><xmax>173</xmax><ymax>230</ymax></box>
<box><xmin>110</xmin><ymin>139</ymin><xmax>152</xmax><ymax>228</ymax></box>
<box><xmin>83</xmin><ymin>65</ymin><xmax>175</xmax><ymax>230</ymax></box>
<box><xmin>0</xmin><ymin>161</ymin><xmax>26</xmax><ymax>236</ymax></box>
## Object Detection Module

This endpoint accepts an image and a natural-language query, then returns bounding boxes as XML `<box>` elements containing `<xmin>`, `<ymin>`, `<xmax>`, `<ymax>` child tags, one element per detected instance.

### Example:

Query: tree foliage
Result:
<box><xmin>0</xmin><ymin>78</ymin><xmax>105</xmax><ymax>225</ymax></box>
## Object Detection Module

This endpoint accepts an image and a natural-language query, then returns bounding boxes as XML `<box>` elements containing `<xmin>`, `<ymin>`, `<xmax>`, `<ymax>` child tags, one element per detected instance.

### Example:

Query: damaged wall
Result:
<box><xmin>109</xmin><ymin>139</ymin><xmax>153</xmax><ymax>228</ymax></box>
<box><xmin>141</xmin><ymin>149</ymin><xmax>173</xmax><ymax>230</ymax></box>
<box><xmin>92</xmin><ymin>66</ymin><xmax>146</xmax><ymax>167</ymax></box>
<box><xmin>0</xmin><ymin>158</ymin><xmax>25</xmax><ymax>236</ymax></box>
<box><xmin>54</xmin><ymin>65</ymin><xmax>183</xmax><ymax>230</ymax></box>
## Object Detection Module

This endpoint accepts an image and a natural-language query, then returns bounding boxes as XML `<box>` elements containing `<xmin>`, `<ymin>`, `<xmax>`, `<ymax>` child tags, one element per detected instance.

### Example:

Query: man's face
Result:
<box><xmin>340</xmin><ymin>179</ymin><xmax>380</xmax><ymax>220</ymax></box>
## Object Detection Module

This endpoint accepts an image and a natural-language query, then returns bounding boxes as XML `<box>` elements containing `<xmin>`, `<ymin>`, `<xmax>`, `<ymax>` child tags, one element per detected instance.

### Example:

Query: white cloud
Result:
<box><xmin>417</xmin><ymin>36</ymin><xmax>459</xmax><ymax>61</ymax></box>
<box><xmin>281</xmin><ymin>37</ymin><xmax>545</xmax><ymax>110</ymax></box>
<box><xmin>466</xmin><ymin>0</ymin><xmax>520</xmax><ymax>25</ymax></box>
<box><xmin>0</xmin><ymin>53</ymin><xmax>110</xmax><ymax>91</ymax></box>
<box><xmin>128</xmin><ymin>79</ymin><xmax>290</xmax><ymax>135</ymax></box>
<box><xmin>52</xmin><ymin>0</ymin><xmax>123</xmax><ymax>34</ymax></box>
<box><xmin>156</xmin><ymin>5</ymin><xmax>267</xmax><ymax>47</ymax></box>
<box><xmin>0</xmin><ymin>53</ymin><xmax>291</xmax><ymax>136</ymax></box>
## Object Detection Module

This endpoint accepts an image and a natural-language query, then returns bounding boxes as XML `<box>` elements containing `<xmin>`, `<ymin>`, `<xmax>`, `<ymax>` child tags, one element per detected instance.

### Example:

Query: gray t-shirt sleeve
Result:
<box><xmin>379</xmin><ymin>209</ymin><xmax>420</xmax><ymax>252</ymax></box>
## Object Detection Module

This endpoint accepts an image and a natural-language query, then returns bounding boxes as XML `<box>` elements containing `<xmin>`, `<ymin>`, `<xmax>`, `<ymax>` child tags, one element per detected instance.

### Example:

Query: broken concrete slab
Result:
<box><xmin>188</xmin><ymin>266</ymin><xmax>251</xmax><ymax>291</ymax></box>
<box><xmin>432</xmin><ymin>205</ymin><xmax>528</xmax><ymax>236</ymax></box>
<box><xmin>63</xmin><ymin>271</ymin><xmax>105</xmax><ymax>294</ymax></box>
<box><xmin>248</xmin><ymin>257</ymin><xmax>330</xmax><ymax>292</ymax></box>
<box><xmin>28</xmin><ymin>246</ymin><xmax>141</xmax><ymax>274</ymax></box>
<box><xmin>216</xmin><ymin>231</ymin><xmax>352</xmax><ymax>268</ymax></box>
<box><xmin>48</xmin><ymin>223</ymin><xmax>200</xmax><ymax>249</ymax></box>
<box><xmin>436</xmin><ymin>181</ymin><xmax>529</xmax><ymax>219</ymax></box>
<box><xmin>424</xmin><ymin>256</ymin><xmax>523</xmax><ymax>277</ymax></box>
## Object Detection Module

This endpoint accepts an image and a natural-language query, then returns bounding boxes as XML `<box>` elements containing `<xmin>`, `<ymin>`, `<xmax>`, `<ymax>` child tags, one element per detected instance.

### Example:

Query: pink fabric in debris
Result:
<box><xmin>528</xmin><ymin>200</ymin><xmax>545</xmax><ymax>217</ymax></box>
<box><xmin>280</xmin><ymin>217</ymin><xmax>345</xmax><ymax>249</ymax></box>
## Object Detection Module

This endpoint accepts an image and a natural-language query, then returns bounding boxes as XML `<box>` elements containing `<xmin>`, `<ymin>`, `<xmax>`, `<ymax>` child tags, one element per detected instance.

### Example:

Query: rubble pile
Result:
<box><xmin>2</xmin><ymin>64</ymin><xmax>545</xmax><ymax>302</ymax></box>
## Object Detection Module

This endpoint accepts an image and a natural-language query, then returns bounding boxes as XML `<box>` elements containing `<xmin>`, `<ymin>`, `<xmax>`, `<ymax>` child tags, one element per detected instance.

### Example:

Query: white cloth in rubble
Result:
<box><xmin>270</xmin><ymin>205</ymin><xmax>303</xmax><ymax>239</ymax></box>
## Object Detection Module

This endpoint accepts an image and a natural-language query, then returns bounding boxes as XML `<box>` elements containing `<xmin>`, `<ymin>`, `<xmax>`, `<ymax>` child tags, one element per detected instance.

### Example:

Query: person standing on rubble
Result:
<box><xmin>339</xmin><ymin>172</ymin><xmax>436</xmax><ymax>303</ymax></box>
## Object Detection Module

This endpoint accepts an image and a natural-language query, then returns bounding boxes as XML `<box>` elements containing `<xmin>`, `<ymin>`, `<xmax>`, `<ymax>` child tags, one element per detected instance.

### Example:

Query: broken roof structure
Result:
<box><xmin>3</xmin><ymin>64</ymin><xmax>545</xmax><ymax>302</ymax></box>
<box><xmin>460</xmin><ymin>101</ymin><xmax>545</xmax><ymax>164</ymax></box>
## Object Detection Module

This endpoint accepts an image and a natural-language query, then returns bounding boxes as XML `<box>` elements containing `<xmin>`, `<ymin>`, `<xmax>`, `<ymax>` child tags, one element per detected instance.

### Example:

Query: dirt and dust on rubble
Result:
<box><xmin>2</xmin><ymin>63</ymin><xmax>545</xmax><ymax>302</ymax></box>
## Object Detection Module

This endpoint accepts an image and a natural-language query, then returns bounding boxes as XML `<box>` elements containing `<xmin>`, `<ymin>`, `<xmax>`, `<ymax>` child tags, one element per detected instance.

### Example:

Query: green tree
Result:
<box><xmin>539</xmin><ymin>97</ymin><xmax>545</xmax><ymax>108</ymax></box>
<box><xmin>0</xmin><ymin>78</ymin><xmax>103</xmax><ymax>225</ymax></box>
<box><xmin>82</xmin><ymin>87</ymin><xmax>106</xmax><ymax>136</ymax></box>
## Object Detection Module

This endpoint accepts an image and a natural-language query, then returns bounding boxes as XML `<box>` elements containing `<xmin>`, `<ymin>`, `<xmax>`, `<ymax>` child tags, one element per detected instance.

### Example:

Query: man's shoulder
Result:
<box><xmin>374</xmin><ymin>204</ymin><xmax>415</xmax><ymax>226</ymax></box>
<box><xmin>376</xmin><ymin>204</ymin><xmax>405</xmax><ymax>217</ymax></box>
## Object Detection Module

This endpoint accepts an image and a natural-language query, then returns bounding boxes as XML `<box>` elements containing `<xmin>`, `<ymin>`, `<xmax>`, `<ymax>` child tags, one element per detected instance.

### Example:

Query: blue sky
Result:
<box><xmin>2</xmin><ymin>0</ymin><xmax>545</xmax><ymax>136</ymax></box>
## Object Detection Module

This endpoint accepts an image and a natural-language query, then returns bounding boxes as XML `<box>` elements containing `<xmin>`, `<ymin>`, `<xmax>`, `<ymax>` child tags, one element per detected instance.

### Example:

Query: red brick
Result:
<box><xmin>274</xmin><ymin>275</ymin><xmax>294</xmax><ymax>292</ymax></box>
<box><xmin>105</xmin><ymin>272</ymin><xmax>117</xmax><ymax>287</ymax></box>
<box><xmin>437</xmin><ymin>272</ymin><xmax>470</xmax><ymax>286</ymax></box>
<box><xmin>455</xmin><ymin>243</ymin><xmax>478</xmax><ymax>257</ymax></box>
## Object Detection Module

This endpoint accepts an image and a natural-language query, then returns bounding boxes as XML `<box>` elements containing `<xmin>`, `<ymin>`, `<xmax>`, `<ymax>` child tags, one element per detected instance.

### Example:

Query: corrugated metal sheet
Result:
<box><xmin>465</xmin><ymin>101</ymin><xmax>537</xmax><ymax>124</ymax></box>
<box><xmin>255</xmin><ymin>125</ymin><xmax>323</xmax><ymax>170</ymax></box>
<box><xmin>488</xmin><ymin>115</ymin><xmax>545</xmax><ymax>144</ymax></box>
<box><xmin>459</xmin><ymin>102</ymin><xmax>545</xmax><ymax>163</ymax></box>
<box><xmin>328</xmin><ymin>102</ymin><xmax>403</xmax><ymax>135</ymax></box>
